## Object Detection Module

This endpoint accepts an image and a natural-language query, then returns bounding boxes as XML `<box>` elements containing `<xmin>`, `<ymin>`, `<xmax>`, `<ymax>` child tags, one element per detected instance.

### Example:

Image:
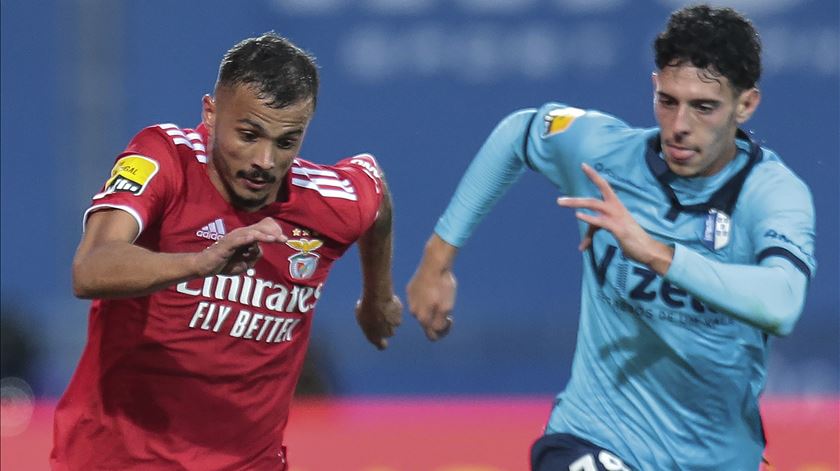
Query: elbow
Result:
<box><xmin>765</xmin><ymin>309</ymin><xmax>801</xmax><ymax>337</ymax></box>
<box><xmin>72</xmin><ymin>260</ymin><xmax>97</xmax><ymax>299</ymax></box>
<box><xmin>72</xmin><ymin>277</ymin><xmax>95</xmax><ymax>300</ymax></box>
<box><xmin>772</xmin><ymin>314</ymin><xmax>800</xmax><ymax>337</ymax></box>
<box><xmin>73</xmin><ymin>284</ymin><xmax>96</xmax><ymax>300</ymax></box>
<box><xmin>769</xmin><ymin>322</ymin><xmax>794</xmax><ymax>337</ymax></box>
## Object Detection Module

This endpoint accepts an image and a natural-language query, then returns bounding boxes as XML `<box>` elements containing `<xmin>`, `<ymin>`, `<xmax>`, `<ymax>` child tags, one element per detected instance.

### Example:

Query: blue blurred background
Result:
<box><xmin>2</xmin><ymin>0</ymin><xmax>838</xmax><ymax>399</ymax></box>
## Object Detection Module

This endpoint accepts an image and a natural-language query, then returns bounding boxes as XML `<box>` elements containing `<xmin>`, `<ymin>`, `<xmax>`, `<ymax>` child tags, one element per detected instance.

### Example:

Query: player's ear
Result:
<box><xmin>202</xmin><ymin>94</ymin><xmax>216</xmax><ymax>131</ymax></box>
<box><xmin>735</xmin><ymin>87</ymin><xmax>760</xmax><ymax>124</ymax></box>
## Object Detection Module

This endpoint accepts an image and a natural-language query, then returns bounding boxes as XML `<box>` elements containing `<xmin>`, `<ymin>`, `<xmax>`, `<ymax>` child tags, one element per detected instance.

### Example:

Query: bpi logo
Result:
<box><xmin>286</xmin><ymin>238</ymin><xmax>323</xmax><ymax>280</ymax></box>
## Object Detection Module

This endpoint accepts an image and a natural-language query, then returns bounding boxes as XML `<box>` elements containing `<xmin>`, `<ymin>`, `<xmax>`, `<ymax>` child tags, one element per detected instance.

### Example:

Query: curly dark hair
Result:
<box><xmin>654</xmin><ymin>4</ymin><xmax>761</xmax><ymax>92</ymax></box>
<box><xmin>217</xmin><ymin>32</ymin><xmax>319</xmax><ymax>109</ymax></box>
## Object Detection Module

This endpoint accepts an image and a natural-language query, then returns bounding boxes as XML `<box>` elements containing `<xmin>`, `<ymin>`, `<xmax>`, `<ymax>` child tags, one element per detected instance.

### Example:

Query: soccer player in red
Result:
<box><xmin>51</xmin><ymin>32</ymin><xmax>403</xmax><ymax>470</ymax></box>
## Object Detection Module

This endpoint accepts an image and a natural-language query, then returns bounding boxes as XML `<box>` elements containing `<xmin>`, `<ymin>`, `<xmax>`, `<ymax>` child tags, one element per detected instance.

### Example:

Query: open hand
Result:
<box><xmin>557</xmin><ymin>163</ymin><xmax>673</xmax><ymax>274</ymax></box>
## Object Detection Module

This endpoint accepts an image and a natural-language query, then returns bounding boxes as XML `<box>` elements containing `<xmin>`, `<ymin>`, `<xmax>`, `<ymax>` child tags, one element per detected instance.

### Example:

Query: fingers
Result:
<box><xmin>234</xmin><ymin>241</ymin><xmax>263</xmax><ymax>267</ymax></box>
<box><xmin>419</xmin><ymin>309</ymin><xmax>453</xmax><ymax>341</ymax></box>
<box><xmin>356</xmin><ymin>296</ymin><xmax>403</xmax><ymax>351</ymax></box>
<box><xmin>254</xmin><ymin>217</ymin><xmax>288</xmax><ymax>242</ymax></box>
<box><xmin>557</xmin><ymin>197</ymin><xmax>601</xmax><ymax>212</ymax></box>
<box><xmin>428</xmin><ymin>315</ymin><xmax>453</xmax><ymax>341</ymax></box>
<box><xmin>580</xmin><ymin>163</ymin><xmax>617</xmax><ymax>200</ymax></box>
<box><xmin>222</xmin><ymin>218</ymin><xmax>287</xmax><ymax>248</ymax></box>
<box><xmin>579</xmin><ymin>225</ymin><xmax>598</xmax><ymax>252</ymax></box>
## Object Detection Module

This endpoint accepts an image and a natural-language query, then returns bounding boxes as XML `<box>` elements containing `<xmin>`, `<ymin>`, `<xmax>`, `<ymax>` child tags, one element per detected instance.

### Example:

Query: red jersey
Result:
<box><xmin>51</xmin><ymin>123</ymin><xmax>383</xmax><ymax>470</ymax></box>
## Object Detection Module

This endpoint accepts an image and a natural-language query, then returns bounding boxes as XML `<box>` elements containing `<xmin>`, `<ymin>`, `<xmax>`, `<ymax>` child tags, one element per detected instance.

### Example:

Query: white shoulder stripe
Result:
<box><xmin>292</xmin><ymin>166</ymin><xmax>340</xmax><ymax>179</ymax></box>
<box><xmin>291</xmin><ymin>178</ymin><xmax>358</xmax><ymax>201</ymax></box>
<box><xmin>158</xmin><ymin>125</ymin><xmax>208</xmax><ymax>164</ymax></box>
<box><xmin>309</xmin><ymin>176</ymin><xmax>356</xmax><ymax>193</ymax></box>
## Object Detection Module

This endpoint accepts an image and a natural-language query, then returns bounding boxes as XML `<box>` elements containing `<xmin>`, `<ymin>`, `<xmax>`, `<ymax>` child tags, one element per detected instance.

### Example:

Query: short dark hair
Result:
<box><xmin>654</xmin><ymin>4</ymin><xmax>761</xmax><ymax>92</ymax></box>
<box><xmin>217</xmin><ymin>32</ymin><xmax>319</xmax><ymax>109</ymax></box>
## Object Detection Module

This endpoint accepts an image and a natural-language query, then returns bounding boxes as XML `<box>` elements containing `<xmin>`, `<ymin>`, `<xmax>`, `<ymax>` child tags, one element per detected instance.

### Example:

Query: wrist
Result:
<box><xmin>646</xmin><ymin>241</ymin><xmax>674</xmax><ymax>276</ymax></box>
<box><xmin>425</xmin><ymin>234</ymin><xmax>458</xmax><ymax>271</ymax></box>
<box><xmin>187</xmin><ymin>250</ymin><xmax>211</xmax><ymax>279</ymax></box>
<box><xmin>362</xmin><ymin>283</ymin><xmax>395</xmax><ymax>302</ymax></box>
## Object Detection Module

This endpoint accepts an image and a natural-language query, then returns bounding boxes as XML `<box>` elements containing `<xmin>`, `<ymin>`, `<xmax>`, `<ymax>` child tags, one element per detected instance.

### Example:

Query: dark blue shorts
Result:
<box><xmin>530</xmin><ymin>433</ymin><xmax>633</xmax><ymax>471</ymax></box>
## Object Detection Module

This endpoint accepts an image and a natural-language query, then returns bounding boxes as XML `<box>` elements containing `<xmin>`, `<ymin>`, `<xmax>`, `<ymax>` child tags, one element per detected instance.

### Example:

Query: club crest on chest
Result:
<box><xmin>702</xmin><ymin>209</ymin><xmax>731</xmax><ymax>251</ymax></box>
<box><xmin>286</xmin><ymin>237</ymin><xmax>323</xmax><ymax>280</ymax></box>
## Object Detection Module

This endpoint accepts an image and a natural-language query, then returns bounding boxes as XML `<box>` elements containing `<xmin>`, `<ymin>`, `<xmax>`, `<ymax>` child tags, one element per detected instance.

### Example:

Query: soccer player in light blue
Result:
<box><xmin>407</xmin><ymin>5</ymin><xmax>816</xmax><ymax>470</ymax></box>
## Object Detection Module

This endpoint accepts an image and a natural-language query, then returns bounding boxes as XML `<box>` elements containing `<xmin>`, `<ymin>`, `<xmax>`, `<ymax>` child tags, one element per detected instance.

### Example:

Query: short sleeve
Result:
<box><xmin>333</xmin><ymin>153</ymin><xmax>385</xmax><ymax>235</ymax></box>
<box><xmin>85</xmin><ymin>126</ymin><xmax>180</xmax><ymax>238</ymax></box>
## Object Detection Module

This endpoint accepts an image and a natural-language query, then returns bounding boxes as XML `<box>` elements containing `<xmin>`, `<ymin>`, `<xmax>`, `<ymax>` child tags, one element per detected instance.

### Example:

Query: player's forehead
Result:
<box><xmin>655</xmin><ymin>64</ymin><xmax>737</xmax><ymax>102</ymax></box>
<box><xmin>218</xmin><ymin>84</ymin><xmax>314</xmax><ymax>130</ymax></box>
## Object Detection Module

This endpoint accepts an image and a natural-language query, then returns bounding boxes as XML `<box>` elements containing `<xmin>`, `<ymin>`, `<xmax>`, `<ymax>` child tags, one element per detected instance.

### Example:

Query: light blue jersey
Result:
<box><xmin>436</xmin><ymin>103</ymin><xmax>816</xmax><ymax>470</ymax></box>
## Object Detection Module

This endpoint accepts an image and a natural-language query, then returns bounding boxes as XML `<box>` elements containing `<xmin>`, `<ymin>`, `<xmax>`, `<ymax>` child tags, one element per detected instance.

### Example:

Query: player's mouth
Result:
<box><xmin>238</xmin><ymin>170</ymin><xmax>277</xmax><ymax>192</ymax></box>
<box><xmin>665</xmin><ymin>143</ymin><xmax>697</xmax><ymax>162</ymax></box>
<box><xmin>242</xmin><ymin>177</ymin><xmax>270</xmax><ymax>191</ymax></box>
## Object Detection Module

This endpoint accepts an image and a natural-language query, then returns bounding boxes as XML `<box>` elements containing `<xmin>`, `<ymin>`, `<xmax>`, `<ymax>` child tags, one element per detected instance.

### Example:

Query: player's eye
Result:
<box><xmin>240</xmin><ymin>131</ymin><xmax>258</xmax><ymax>142</ymax></box>
<box><xmin>276</xmin><ymin>139</ymin><xmax>296</xmax><ymax>150</ymax></box>
<box><xmin>695</xmin><ymin>104</ymin><xmax>716</xmax><ymax>114</ymax></box>
<box><xmin>657</xmin><ymin>96</ymin><xmax>677</xmax><ymax>108</ymax></box>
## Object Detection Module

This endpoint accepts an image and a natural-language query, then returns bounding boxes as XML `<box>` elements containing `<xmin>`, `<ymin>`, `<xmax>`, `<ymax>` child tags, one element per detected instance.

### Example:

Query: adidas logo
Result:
<box><xmin>196</xmin><ymin>218</ymin><xmax>227</xmax><ymax>241</ymax></box>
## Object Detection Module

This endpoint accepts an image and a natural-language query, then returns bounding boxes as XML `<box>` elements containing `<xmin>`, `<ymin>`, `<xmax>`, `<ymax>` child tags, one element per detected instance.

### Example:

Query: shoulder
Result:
<box><xmin>524</xmin><ymin>102</ymin><xmax>648</xmax><ymax>174</ymax></box>
<box><xmin>94</xmin><ymin>123</ymin><xmax>205</xmax><ymax>200</ymax></box>
<box><xmin>533</xmin><ymin>102</ymin><xmax>631</xmax><ymax>137</ymax></box>
<box><xmin>289</xmin><ymin>154</ymin><xmax>382</xmax><ymax>204</ymax></box>
<box><xmin>745</xmin><ymin>148</ymin><xmax>813</xmax><ymax>207</ymax></box>
<box><xmin>737</xmin><ymin>147</ymin><xmax>815</xmax><ymax>241</ymax></box>
<box><xmin>288</xmin><ymin>155</ymin><xmax>384</xmax><ymax>243</ymax></box>
<box><xmin>529</xmin><ymin>102</ymin><xmax>643</xmax><ymax>155</ymax></box>
<box><xmin>121</xmin><ymin>123</ymin><xmax>206</xmax><ymax>174</ymax></box>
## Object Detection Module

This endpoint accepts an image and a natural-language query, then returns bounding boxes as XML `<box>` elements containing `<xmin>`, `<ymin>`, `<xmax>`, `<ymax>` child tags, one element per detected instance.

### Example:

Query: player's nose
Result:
<box><xmin>252</xmin><ymin>143</ymin><xmax>276</xmax><ymax>170</ymax></box>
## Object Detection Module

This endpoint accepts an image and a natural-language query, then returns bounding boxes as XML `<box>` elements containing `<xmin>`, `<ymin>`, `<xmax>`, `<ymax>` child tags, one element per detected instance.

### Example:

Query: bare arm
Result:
<box><xmin>72</xmin><ymin>209</ymin><xmax>286</xmax><ymax>299</ymax></box>
<box><xmin>354</xmin><ymin>177</ymin><xmax>403</xmax><ymax>350</ymax></box>
<box><xmin>406</xmin><ymin>234</ymin><xmax>458</xmax><ymax>341</ymax></box>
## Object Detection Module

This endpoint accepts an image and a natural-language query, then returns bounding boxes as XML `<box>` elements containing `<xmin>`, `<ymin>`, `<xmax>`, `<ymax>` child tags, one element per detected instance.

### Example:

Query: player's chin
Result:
<box><xmin>230</xmin><ymin>190</ymin><xmax>270</xmax><ymax>211</ymax></box>
<box><xmin>664</xmin><ymin>159</ymin><xmax>699</xmax><ymax>178</ymax></box>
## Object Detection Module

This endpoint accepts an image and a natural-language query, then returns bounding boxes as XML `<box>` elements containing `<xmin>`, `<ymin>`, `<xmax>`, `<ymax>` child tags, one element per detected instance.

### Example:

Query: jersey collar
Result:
<box><xmin>645</xmin><ymin>129</ymin><xmax>763</xmax><ymax>221</ymax></box>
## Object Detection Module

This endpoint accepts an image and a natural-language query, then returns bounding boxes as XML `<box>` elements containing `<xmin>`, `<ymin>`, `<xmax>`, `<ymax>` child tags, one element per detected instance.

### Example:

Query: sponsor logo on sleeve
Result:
<box><xmin>542</xmin><ymin>107</ymin><xmax>585</xmax><ymax>137</ymax></box>
<box><xmin>94</xmin><ymin>154</ymin><xmax>159</xmax><ymax>199</ymax></box>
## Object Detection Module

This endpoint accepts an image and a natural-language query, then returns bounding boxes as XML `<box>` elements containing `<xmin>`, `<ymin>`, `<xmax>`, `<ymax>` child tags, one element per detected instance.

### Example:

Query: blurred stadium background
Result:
<box><xmin>2</xmin><ymin>0</ymin><xmax>837</xmax><ymax>469</ymax></box>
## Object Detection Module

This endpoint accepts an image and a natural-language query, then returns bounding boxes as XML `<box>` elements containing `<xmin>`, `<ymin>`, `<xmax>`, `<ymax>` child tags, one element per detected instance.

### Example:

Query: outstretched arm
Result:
<box><xmin>408</xmin><ymin>110</ymin><xmax>535</xmax><ymax>340</ymax></box>
<box><xmin>72</xmin><ymin>209</ymin><xmax>286</xmax><ymax>299</ymax></box>
<box><xmin>407</xmin><ymin>234</ymin><xmax>458</xmax><ymax>341</ymax></box>
<box><xmin>558</xmin><ymin>163</ymin><xmax>808</xmax><ymax>336</ymax></box>
<box><xmin>355</xmin><ymin>177</ymin><xmax>403</xmax><ymax>350</ymax></box>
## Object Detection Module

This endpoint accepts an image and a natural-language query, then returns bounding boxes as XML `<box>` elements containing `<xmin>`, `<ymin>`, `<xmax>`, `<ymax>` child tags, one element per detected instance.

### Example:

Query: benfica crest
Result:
<box><xmin>286</xmin><ymin>238</ymin><xmax>323</xmax><ymax>280</ymax></box>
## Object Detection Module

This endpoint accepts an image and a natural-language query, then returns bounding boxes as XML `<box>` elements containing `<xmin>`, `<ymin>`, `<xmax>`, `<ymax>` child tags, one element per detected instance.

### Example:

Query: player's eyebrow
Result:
<box><xmin>238</xmin><ymin>118</ymin><xmax>304</xmax><ymax>138</ymax></box>
<box><xmin>656</xmin><ymin>91</ymin><xmax>721</xmax><ymax>106</ymax></box>
<box><xmin>238</xmin><ymin>118</ymin><xmax>267</xmax><ymax>132</ymax></box>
